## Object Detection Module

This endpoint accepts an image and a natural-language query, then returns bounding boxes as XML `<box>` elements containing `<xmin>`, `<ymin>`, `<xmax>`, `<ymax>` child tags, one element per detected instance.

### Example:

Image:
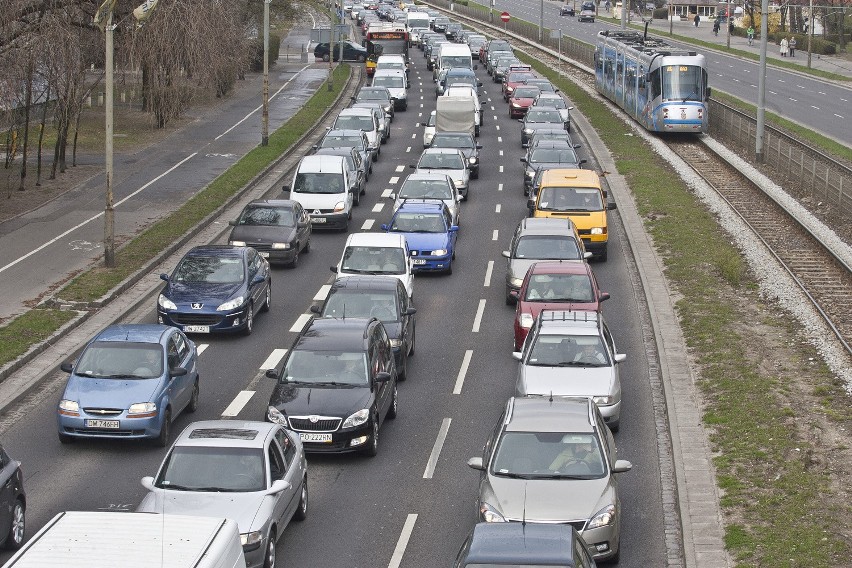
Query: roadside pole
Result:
<box><xmin>104</xmin><ymin>9</ymin><xmax>115</xmax><ymax>268</ymax></box>
<box><xmin>262</xmin><ymin>0</ymin><xmax>271</xmax><ymax>146</ymax></box>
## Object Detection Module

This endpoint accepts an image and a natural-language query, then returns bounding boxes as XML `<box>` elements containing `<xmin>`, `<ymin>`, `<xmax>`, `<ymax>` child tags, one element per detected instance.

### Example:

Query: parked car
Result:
<box><xmin>138</xmin><ymin>420</ymin><xmax>307</xmax><ymax>568</ymax></box>
<box><xmin>57</xmin><ymin>324</ymin><xmax>200</xmax><ymax>446</ymax></box>
<box><xmin>381</xmin><ymin>201</ymin><xmax>458</xmax><ymax>274</ymax></box>
<box><xmin>266</xmin><ymin>317</ymin><xmax>398</xmax><ymax>456</ymax></box>
<box><xmin>311</xmin><ymin>275</ymin><xmax>416</xmax><ymax>379</ymax></box>
<box><xmin>466</xmin><ymin>396</ymin><xmax>631</xmax><ymax>562</ymax></box>
<box><xmin>454</xmin><ymin>523</ymin><xmax>597</xmax><ymax>568</ymax></box>
<box><xmin>314</xmin><ymin>40</ymin><xmax>368</xmax><ymax>62</ymax></box>
<box><xmin>514</xmin><ymin>309</ymin><xmax>626</xmax><ymax>430</ymax></box>
<box><xmin>157</xmin><ymin>245</ymin><xmax>271</xmax><ymax>335</ymax></box>
<box><xmin>228</xmin><ymin>200</ymin><xmax>312</xmax><ymax>268</ymax></box>
<box><xmin>0</xmin><ymin>443</ymin><xmax>25</xmax><ymax>550</ymax></box>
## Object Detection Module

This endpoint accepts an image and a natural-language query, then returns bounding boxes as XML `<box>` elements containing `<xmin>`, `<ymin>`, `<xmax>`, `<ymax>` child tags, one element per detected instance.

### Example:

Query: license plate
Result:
<box><xmin>412</xmin><ymin>259</ymin><xmax>427</xmax><ymax>265</ymax></box>
<box><xmin>310</xmin><ymin>217</ymin><xmax>327</xmax><ymax>224</ymax></box>
<box><xmin>85</xmin><ymin>419</ymin><xmax>119</xmax><ymax>429</ymax></box>
<box><xmin>299</xmin><ymin>433</ymin><xmax>332</xmax><ymax>443</ymax></box>
<box><xmin>183</xmin><ymin>325</ymin><xmax>210</xmax><ymax>333</ymax></box>
<box><xmin>259</xmin><ymin>252</ymin><xmax>269</xmax><ymax>258</ymax></box>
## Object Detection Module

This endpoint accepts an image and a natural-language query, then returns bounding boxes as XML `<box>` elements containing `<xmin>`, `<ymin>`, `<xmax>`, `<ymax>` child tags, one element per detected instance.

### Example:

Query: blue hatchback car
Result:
<box><xmin>157</xmin><ymin>245</ymin><xmax>271</xmax><ymax>335</ymax></box>
<box><xmin>57</xmin><ymin>324</ymin><xmax>200</xmax><ymax>446</ymax></box>
<box><xmin>380</xmin><ymin>201</ymin><xmax>458</xmax><ymax>274</ymax></box>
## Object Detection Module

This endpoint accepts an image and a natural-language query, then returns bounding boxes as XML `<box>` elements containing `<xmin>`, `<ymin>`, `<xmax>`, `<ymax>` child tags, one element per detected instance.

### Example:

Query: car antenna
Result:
<box><xmin>549</xmin><ymin>390</ymin><xmax>553</xmax><ymax>403</ymax></box>
<box><xmin>522</xmin><ymin>482</ymin><xmax>527</xmax><ymax>528</ymax></box>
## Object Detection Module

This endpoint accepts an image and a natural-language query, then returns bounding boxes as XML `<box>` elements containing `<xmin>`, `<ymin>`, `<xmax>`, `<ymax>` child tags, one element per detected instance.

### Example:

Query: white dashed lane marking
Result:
<box><xmin>362</xmin><ymin>219</ymin><xmax>375</xmax><ymax>230</ymax></box>
<box><xmin>221</xmin><ymin>391</ymin><xmax>255</xmax><ymax>417</ymax></box>
<box><xmin>196</xmin><ymin>344</ymin><xmax>209</xmax><ymax>355</ymax></box>
<box><xmin>313</xmin><ymin>285</ymin><xmax>330</xmax><ymax>301</ymax></box>
<box><xmin>372</xmin><ymin>203</ymin><xmax>385</xmax><ymax>213</ymax></box>
<box><xmin>290</xmin><ymin>313</ymin><xmax>312</xmax><ymax>333</ymax></box>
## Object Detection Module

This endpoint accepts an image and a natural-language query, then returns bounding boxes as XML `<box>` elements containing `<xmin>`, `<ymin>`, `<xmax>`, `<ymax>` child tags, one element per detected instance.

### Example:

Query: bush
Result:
<box><xmin>248</xmin><ymin>33</ymin><xmax>281</xmax><ymax>72</ymax></box>
<box><xmin>654</xmin><ymin>7</ymin><xmax>669</xmax><ymax>19</ymax></box>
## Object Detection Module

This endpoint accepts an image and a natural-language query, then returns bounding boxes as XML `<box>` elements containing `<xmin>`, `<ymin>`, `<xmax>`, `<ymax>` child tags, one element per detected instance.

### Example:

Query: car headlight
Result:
<box><xmin>58</xmin><ymin>399</ymin><xmax>79</xmax><ymax>416</ymax></box>
<box><xmin>127</xmin><ymin>402</ymin><xmax>157</xmax><ymax>418</ymax></box>
<box><xmin>523</xmin><ymin>128</ymin><xmax>533</xmax><ymax>135</ymax></box>
<box><xmin>432</xmin><ymin>249</ymin><xmax>448</xmax><ymax>256</ymax></box>
<box><xmin>454</xmin><ymin>179</ymin><xmax>465</xmax><ymax>187</ymax></box>
<box><xmin>591</xmin><ymin>227</ymin><xmax>604</xmax><ymax>235</ymax></box>
<box><xmin>158</xmin><ymin>294</ymin><xmax>176</xmax><ymax>310</ymax></box>
<box><xmin>509</xmin><ymin>277</ymin><xmax>524</xmax><ymax>288</ymax></box>
<box><xmin>271</xmin><ymin>242</ymin><xmax>290</xmax><ymax>250</ymax></box>
<box><xmin>217</xmin><ymin>296</ymin><xmax>245</xmax><ymax>312</ymax></box>
<box><xmin>519</xmin><ymin>313</ymin><xmax>534</xmax><ymax>329</ymax></box>
<box><xmin>333</xmin><ymin>201</ymin><xmax>346</xmax><ymax>213</ymax></box>
<box><xmin>593</xmin><ymin>396</ymin><xmax>614</xmax><ymax>405</ymax></box>
<box><xmin>389</xmin><ymin>338</ymin><xmax>402</xmax><ymax>348</ymax></box>
<box><xmin>229</xmin><ymin>240</ymin><xmax>246</xmax><ymax>247</ymax></box>
<box><xmin>587</xmin><ymin>504</ymin><xmax>616</xmax><ymax>529</ymax></box>
<box><xmin>468</xmin><ymin>157</ymin><xmax>477</xmax><ymax>164</ymax></box>
<box><xmin>240</xmin><ymin>530</ymin><xmax>264</xmax><ymax>547</ymax></box>
<box><xmin>267</xmin><ymin>406</ymin><xmax>288</xmax><ymax>425</ymax></box>
<box><xmin>480</xmin><ymin>502</ymin><xmax>507</xmax><ymax>523</ymax></box>
<box><xmin>511</xmin><ymin>102</ymin><xmax>521</xmax><ymax>108</ymax></box>
<box><xmin>342</xmin><ymin>408</ymin><xmax>370</xmax><ymax>429</ymax></box>
<box><xmin>525</xmin><ymin>169</ymin><xmax>534</xmax><ymax>179</ymax></box>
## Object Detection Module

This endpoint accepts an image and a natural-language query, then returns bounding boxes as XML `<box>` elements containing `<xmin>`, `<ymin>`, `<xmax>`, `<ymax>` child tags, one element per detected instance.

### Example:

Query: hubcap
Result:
<box><xmin>247</xmin><ymin>307</ymin><xmax>253</xmax><ymax>330</ymax></box>
<box><xmin>12</xmin><ymin>504</ymin><xmax>23</xmax><ymax>544</ymax></box>
<box><xmin>267</xmin><ymin>537</ymin><xmax>275</xmax><ymax>566</ymax></box>
<box><xmin>301</xmin><ymin>485</ymin><xmax>308</xmax><ymax>513</ymax></box>
<box><xmin>393</xmin><ymin>387</ymin><xmax>398</xmax><ymax>413</ymax></box>
<box><xmin>372</xmin><ymin>419</ymin><xmax>379</xmax><ymax>449</ymax></box>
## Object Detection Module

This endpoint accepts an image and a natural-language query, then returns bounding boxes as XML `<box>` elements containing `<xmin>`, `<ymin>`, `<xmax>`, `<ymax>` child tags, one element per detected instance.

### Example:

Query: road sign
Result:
<box><xmin>500</xmin><ymin>11</ymin><xmax>510</xmax><ymax>22</ymax></box>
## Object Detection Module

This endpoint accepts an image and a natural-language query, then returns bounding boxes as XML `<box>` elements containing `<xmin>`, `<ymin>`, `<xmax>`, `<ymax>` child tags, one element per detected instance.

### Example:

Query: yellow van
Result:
<box><xmin>531</xmin><ymin>169</ymin><xmax>615</xmax><ymax>260</ymax></box>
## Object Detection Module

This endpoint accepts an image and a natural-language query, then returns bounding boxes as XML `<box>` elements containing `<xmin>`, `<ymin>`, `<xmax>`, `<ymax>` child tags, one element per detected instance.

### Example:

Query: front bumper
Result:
<box><xmin>158</xmin><ymin>306</ymin><xmax>249</xmax><ymax>334</ymax></box>
<box><xmin>580</xmin><ymin>522</ymin><xmax>620</xmax><ymax>561</ymax></box>
<box><xmin>581</xmin><ymin>236</ymin><xmax>608</xmax><ymax>257</ymax></box>
<box><xmin>410</xmin><ymin>254</ymin><xmax>452</xmax><ymax>272</ymax></box>
<box><xmin>58</xmin><ymin>408</ymin><xmax>164</xmax><ymax>440</ymax></box>
<box><xmin>308</xmin><ymin>212</ymin><xmax>349</xmax><ymax>230</ymax></box>
<box><xmin>290</xmin><ymin>423</ymin><xmax>374</xmax><ymax>454</ymax></box>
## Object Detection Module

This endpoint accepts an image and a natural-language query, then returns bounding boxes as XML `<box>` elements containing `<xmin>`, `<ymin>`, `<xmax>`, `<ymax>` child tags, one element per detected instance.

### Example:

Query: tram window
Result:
<box><xmin>649</xmin><ymin>69</ymin><xmax>661</xmax><ymax>100</ymax></box>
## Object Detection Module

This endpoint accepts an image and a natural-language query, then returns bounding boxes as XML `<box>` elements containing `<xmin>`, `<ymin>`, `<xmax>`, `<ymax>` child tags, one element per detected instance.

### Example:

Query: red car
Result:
<box><xmin>502</xmin><ymin>66</ymin><xmax>535</xmax><ymax>101</ymax></box>
<box><xmin>511</xmin><ymin>261</ymin><xmax>609</xmax><ymax>350</ymax></box>
<box><xmin>508</xmin><ymin>85</ymin><xmax>541</xmax><ymax>118</ymax></box>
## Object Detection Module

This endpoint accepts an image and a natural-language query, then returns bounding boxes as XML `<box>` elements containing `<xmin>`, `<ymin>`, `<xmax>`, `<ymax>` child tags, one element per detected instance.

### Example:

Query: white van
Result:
<box><xmin>289</xmin><ymin>155</ymin><xmax>353</xmax><ymax>231</ymax></box>
<box><xmin>434</xmin><ymin>43</ymin><xmax>473</xmax><ymax>81</ymax></box>
<box><xmin>372</xmin><ymin>69</ymin><xmax>408</xmax><ymax>110</ymax></box>
<box><xmin>2</xmin><ymin>511</ymin><xmax>245</xmax><ymax>568</ymax></box>
<box><xmin>332</xmin><ymin>232</ymin><xmax>414</xmax><ymax>298</ymax></box>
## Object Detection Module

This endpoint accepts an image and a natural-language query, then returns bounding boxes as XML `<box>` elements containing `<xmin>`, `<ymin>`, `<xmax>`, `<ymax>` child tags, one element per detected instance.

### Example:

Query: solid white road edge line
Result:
<box><xmin>423</xmin><ymin>418</ymin><xmax>452</xmax><ymax>479</ymax></box>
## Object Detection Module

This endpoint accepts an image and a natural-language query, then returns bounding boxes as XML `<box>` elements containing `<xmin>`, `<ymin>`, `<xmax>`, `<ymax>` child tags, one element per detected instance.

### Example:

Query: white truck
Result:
<box><xmin>436</xmin><ymin>96</ymin><xmax>478</xmax><ymax>137</ymax></box>
<box><xmin>2</xmin><ymin>511</ymin><xmax>246</xmax><ymax>568</ymax></box>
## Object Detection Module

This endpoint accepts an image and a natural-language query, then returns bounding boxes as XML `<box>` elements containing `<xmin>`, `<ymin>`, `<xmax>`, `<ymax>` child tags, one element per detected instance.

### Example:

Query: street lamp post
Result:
<box><xmin>328</xmin><ymin>0</ymin><xmax>336</xmax><ymax>91</ymax></box>
<box><xmin>807</xmin><ymin>0</ymin><xmax>813</xmax><ymax>68</ymax></box>
<box><xmin>539</xmin><ymin>0</ymin><xmax>544</xmax><ymax>42</ymax></box>
<box><xmin>726</xmin><ymin>0</ymin><xmax>732</xmax><ymax>48</ymax></box>
<box><xmin>104</xmin><ymin>9</ymin><xmax>115</xmax><ymax>268</ymax></box>
<box><xmin>261</xmin><ymin>0</ymin><xmax>271</xmax><ymax>146</ymax></box>
<box><xmin>755</xmin><ymin>0</ymin><xmax>769</xmax><ymax>162</ymax></box>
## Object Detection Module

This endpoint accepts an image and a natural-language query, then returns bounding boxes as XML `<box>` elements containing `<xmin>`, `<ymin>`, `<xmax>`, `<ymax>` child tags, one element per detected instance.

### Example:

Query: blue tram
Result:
<box><xmin>594</xmin><ymin>30</ymin><xmax>710</xmax><ymax>133</ymax></box>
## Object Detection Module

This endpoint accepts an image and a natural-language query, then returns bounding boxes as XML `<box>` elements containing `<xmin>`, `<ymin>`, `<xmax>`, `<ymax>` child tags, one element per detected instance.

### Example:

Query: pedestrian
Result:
<box><xmin>780</xmin><ymin>36</ymin><xmax>789</xmax><ymax>57</ymax></box>
<box><xmin>789</xmin><ymin>36</ymin><xmax>797</xmax><ymax>57</ymax></box>
<box><xmin>694</xmin><ymin>13</ymin><xmax>700</xmax><ymax>27</ymax></box>
<box><xmin>747</xmin><ymin>25</ymin><xmax>755</xmax><ymax>45</ymax></box>
<box><xmin>713</xmin><ymin>17</ymin><xmax>720</xmax><ymax>36</ymax></box>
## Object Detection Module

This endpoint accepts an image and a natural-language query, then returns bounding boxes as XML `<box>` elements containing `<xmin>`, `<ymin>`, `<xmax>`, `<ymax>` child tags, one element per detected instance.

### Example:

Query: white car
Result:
<box><xmin>333</xmin><ymin>232</ymin><xmax>414</xmax><ymax>298</ymax></box>
<box><xmin>413</xmin><ymin>147</ymin><xmax>470</xmax><ymax>199</ymax></box>
<box><xmin>332</xmin><ymin>107</ymin><xmax>382</xmax><ymax>159</ymax></box>
<box><xmin>390</xmin><ymin>172</ymin><xmax>462</xmax><ymax>226</ymax></box>
<box><xmin>372</xmin><ymin>69</ymin><xmax>408</xmax><ymax>110</ymax></box>
<box><xmin>423</xmin><ymin>110</ymin><xmax>436</xmax><ymax>147</ymax></box>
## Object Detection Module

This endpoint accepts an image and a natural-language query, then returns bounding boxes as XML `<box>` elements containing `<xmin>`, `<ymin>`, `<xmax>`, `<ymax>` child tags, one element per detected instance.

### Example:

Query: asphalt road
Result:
<box><xmin>0</xmin><ymin>46</ymin><xmax>667</xmax><ymax>567</ymax></box>
<box><xmin>490</xmin><ymin>0</ymin><xmax>852</xmax><ymax>145</ymax></box>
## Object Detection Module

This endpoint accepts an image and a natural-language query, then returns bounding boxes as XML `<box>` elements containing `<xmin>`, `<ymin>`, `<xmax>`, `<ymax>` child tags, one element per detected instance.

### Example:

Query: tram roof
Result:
<box><xmin>597</xmin><ymin>30</ymin><xmax>697</xmax><ymax>57</ymax></box>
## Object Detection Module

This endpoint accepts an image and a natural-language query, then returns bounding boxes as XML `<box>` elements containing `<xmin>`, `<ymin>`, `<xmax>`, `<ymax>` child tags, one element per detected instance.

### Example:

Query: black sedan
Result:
<box><xmin>266</xmin><ymin>317</ymin><xmax>398</xmax><ymax>456</ymax></box>
<box><xmin>560</xmin><ymin>4</ymin><xmax>576</xmax><ymax>16</ymax></box>
<box><xmin>313</xmin><ymin>41</ymin><xmax>367</xmax><ymax>62</ymax></box>
<box><xmin>228</xmin><ymin>200</ymin><xmax>312</xmax><ymax>267</ymax></box>
<box><xmin>0</xmin><ymin>443</ymin><xmax>25</xmax><ymax>550</ymax></box>
<box><xmin>157</xmin><ymin>245</ymin><xmax>271</xmax><ymax>336</ymax></box>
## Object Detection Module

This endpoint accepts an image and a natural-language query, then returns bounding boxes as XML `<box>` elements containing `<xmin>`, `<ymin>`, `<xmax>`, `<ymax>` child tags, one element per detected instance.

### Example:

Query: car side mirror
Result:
<box><xmin>614</xmin><ymin>353</ymin><xmax>627</xmax><ymax>363</ymax></box>
<box><xmin>466</xmin><ymin>457</ymin><xmax>485</xmax><ymax>471</ymax></box>
<box><xmin>473</xmin><ymin>64</ymin><xmax>478</xmax><ymax>70</ymax></box>
<box><xmin>522</xmin><ymin>143</ymin><xmax>529</xmax><ymax>148</ymax></box>
<box><xmin>608</xmin><ymin>202</ymin><xmax>618</xmax><ymax>210</ymax></box>
<box><xmin>228</xmin><ymin>220</ymin><xmax>237</xmax><ymax>226</ymax></box>
<box><xmin>612</xmin><ymin>459</ymin><xmax>632</xmax><ymax>473</ymax></box>
<box><xmin>579</xmin><ymin>159</ymin><xmax>588</xmax><ymax>165</ymax></box>
<box><xmin>405</xmin><ymin>307</ymin><xmax>417</xmax><ymax>315</ymax></box>
<box><xmin>375</xmin><ymin>371</ymin><xmax>392</xmax><ymax>383</ymax></box>
<box><xmin>388</xmin><ymin>193</ymin><xmax>396</xmax><ymax>200</ymax></box>
<box><xmin>170</xmin><ymin>367</ymin><xmax>188</xmax><ymax>377</ymax></box>
<box><xmin>449</xmin><ymin>226</ymin><xmax>459</xmax><ymax>232</ymax></box>
<box><xmin>309</xmin><ymin>305</ymin><xmax>321</xmax><ymax>314</ymax></box>
<box><xmin>599</xmin><ymin>292</ymin><xmax>611</xmax><ymax>302</ymax></box>
<box><xmin>330</xmin><ymin>265</ymin><xmax>338</xmax><ymax>273</ymax></box>
<box><xmin>574</xmin><ymin>144</ymin><xmax>581</xmax><ymax>149</ymax></box>
<box><xmin>312</xmin><ymin>144</ymin><xmax>319</xmax><ymax>150</ymax></box>
<box><xmin>476</xmin><ymin>145</ymin><xmax>482</xmax><ymax>149</ymax></box>
<box><xmin>60</xmin><ymin>361</ymin><xmax>74</xmax><ymax>373</ymax></box>
<box><xmin>477</xmin><ymin>81</ymin><xmax>483</xmax><ymax>87</ymax></box>
<box><xmin>350</xmin><ymin>96</ymin><xmax>357</xmax><ymax>101</ymax></box>
<box><xmin>141</xmin><ymin>476</ymin><xmax>155</xmax><ymax>491</ymax></box>
<box><xmin>509</xmin><ymin>290</ymin><xmax>519</xmax><ymax>299</ymax></box>
<box><xmin>265</xmin><ymin>369</ymin><xmax>278</xmax><ymax>379</ymax></box>
<box><xmin>501</xmin><ymin>250</ymin><xmax>510</xmax><ymax>258</ymax></box>
<box><xmin>159</xmin><ymin>273</ymin><xmax>170</xmax><ymax>282</ymax></box>
<box><xmin>517</xmin><ymin>119</ymin><xmax>523</xmax><ymax>123</ymax></box>
<box><xmin>520</xmin><ymin>158</ymin><xmax>527</xmax><ymax>163</ymax></box>
<box><xmin>705</xmin><ymin>87</ymin><xmax>712</xmax><ymax>99</ymax></box>
<box><xmin>511</xmin><ymin>351</ymin><xmax>522</xmax><ymax>360</ymax></box>
<box><xmin>380</xmin><ymin>224</ymin><xmax>390</xmax><ymax>231</ymax></box>
<box><xmin>266</xmin><ymin>479</ymin><xmax>291</xmax><ymax>495</ymax></box>
<box><xmin>567</xmin><ymin>106</ymin><xmax>574</xmax><ymax>111</ymax></box>
<box><xmin>252</xmin><ymin>274</ymin><xmax>265</xmax><ymax>285</ymax></box>
<box><xmin>409</xmin><ymin>164</ymin><xmax>417</xmax><ymax>169</ymax></box>
<box><xmin>584</xmin><ymin>251</ymin><xmax>593</xmax><ymax>259</ymax></box>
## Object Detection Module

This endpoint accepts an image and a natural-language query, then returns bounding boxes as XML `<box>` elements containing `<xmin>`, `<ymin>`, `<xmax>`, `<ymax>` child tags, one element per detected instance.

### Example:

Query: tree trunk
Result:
<box><xmin>72</xmin><ymin>109</ymin><xmax>82</xmax><ymax>167</ymax></box>
<box><xmin>36</xmin><ymin>85</ymin><xmax>50</xmax><ymax>186</ymax></box>
<box><xmin>18</xmin><ymin>60</ymin><xmax>34</xmax><ymax>191</ymax></box>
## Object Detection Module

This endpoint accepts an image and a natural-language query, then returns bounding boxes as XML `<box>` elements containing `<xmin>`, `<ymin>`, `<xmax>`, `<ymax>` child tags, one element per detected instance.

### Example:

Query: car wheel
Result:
<box><xmin>263</xmin><ymin>528</ymin><xmax>276</xmax><ymax>568</ymax></box>
<box><xmin>58</xmin><ymin>431</ymin><xmax>74</xmax><ymax>444</ymax></box>
<box><xmin>262</xmin><ymin>286</ymin><xmax>271</xmax><ymax>311</ymax></box>
<box><xmin>354</xmin><ymin>190</ymin><xmax>361</xmax><ymax>206</ymax></box>
<box><xmin>156</xmin><ymin>409</ymin><xmax>171</xmax><ymax>448</ymax></box>
<box><xmin>289</xmin><ymin>249</ymin><xmax>300</xmax><ymax>268</ymax></box>
<box><xmin>609</xmin><ymin>419</ymin><xmax>620</xmax><ymax>433</ymax></box>
<box><xmin>505</xmin><ymin>287</ymin><xmax>515</xmax><ymax>306</ymax></box>
<box><xmin>360</xmin><ymin>417</ymin><xmax>379</xmax><ymax>457</ymax></box>
<box><xmin>409</xmin><ymin>327</ymin><xmax>415</xmax><ymax>356</ymax></box>
<box><xmin>322</xmin><ymin>54</ymin><xmax>330</xmax><ymax>62</ymax></box>
<box><xmin>303</xmin><ymin>238</ymin><xmax>311</xmax><ymax>253</ymax></box>
<box><xmin>387</xmin><ymin>384</ymin><xmax>398</xmax><ymax>419</ymax></box>
<box><xmin>294</xmin><ymin>477</ymin><xmax>308</xmax><ymax>521</ymax></box>
<box><xmin>598</xmin><ymin>248</ymin><xmax>608</xmax><ymax>262</ymax></box>
<box><xmin>397</xmin><ymin>355</ymin><xmax>407</xmax><ymax>382</ymax></box>
<box><xmin>445</xmin><ymin>262</ymin><xmax>453</xmax><ymax>275</ymax></box>
<box><xmin>244</xmin><ymin>303</ymin><xmax>254</xmax><ymax>335</ymax></box>
<box><xmin>372</xmin><ymin>152</ymin><xmax>378</xmax><ymax>162</ymax></box>
<box><xmin>4</xmin><ymin>499</ymin><xmax>25</xmax><ymax>550</ymax></box>
<box><xmin>187</xmin><ymin>378</ymin><xmax>200</xmax><ymax>413</ymax></box>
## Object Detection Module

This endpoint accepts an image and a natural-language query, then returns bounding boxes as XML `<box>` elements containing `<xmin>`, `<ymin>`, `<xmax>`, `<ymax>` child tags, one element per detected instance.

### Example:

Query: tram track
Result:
<box><xmin>426</xmin><ymin>2</ymin><xmax>852</xmax><ymax>358</ymax></box>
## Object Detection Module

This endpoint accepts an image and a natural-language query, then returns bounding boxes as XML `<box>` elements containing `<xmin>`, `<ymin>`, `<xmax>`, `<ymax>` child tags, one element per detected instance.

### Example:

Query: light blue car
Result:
<box><xmin>57</xmin><ymin>324</ymin><xmax>200</xmax><ymax>446</ymax></box>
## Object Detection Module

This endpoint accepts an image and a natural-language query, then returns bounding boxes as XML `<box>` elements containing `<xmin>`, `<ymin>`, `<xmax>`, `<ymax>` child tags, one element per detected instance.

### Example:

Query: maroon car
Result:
<box><xmin>508</xmin><ymin>85</ymin><xmax>541</xmax><ymax>118</ymax></box>
<box><xmin>502</xmin><ymin>66</ymin><xmax>536</xmax><ymax>101</ymax></box>
<box><xmin>512</xmin><ymin>261</ymin><xmax>609</xmax><ymax>350</ymax></box>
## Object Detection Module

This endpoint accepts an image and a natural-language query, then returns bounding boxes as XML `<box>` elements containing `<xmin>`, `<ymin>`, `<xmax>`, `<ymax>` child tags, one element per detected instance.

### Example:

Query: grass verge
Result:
<box><xmin>0</xmin><ymin>63</ymin><xmax>351</xmax><ymax>369</ymax></box>
<box><xmin>516</xmin><ymin>49</ymin><xmax>851</xmax><ymax>566</ymax></box>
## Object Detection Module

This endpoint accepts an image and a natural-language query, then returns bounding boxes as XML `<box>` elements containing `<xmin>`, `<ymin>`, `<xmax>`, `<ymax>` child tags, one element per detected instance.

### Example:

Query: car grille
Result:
<box><xmin>66</xmin><ymin>427</ymin><xmax>146</xmax><ymax>437</ymax></box>
<box><xmin>83</xmin><ymin>408</ymin><xmax>122</xmax><ymax>416</ymax></box>
<box><xmin>577</xmin><ymin>229</ymin><xmax>592</xmax><ymax>235</ymax></box>
<box><xmin>308</xmin><ymin>209</ymin><xmax>336</xmax><ymax>216</ymax></box>
<box><xmin>246</xmin><ymin>243</ymin><xmax>274</xmax><ymax>253</ymax></box>
<box><xmin>172</xmin><ymin>313</ymin><xmax>224</xmax><ymax>326</ymax></box>
<box><xmin>288</xmin><ymin>416</ymin><xmax>342</xmax><ymax>432</ymax></box>
<box><xmin>411</xmin><ymin>250</ymin><xmax>436</xmax><ymax>256</ymax></box>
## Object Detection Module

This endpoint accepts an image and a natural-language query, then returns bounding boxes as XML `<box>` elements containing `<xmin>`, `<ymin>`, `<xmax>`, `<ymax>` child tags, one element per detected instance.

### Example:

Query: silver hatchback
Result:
<box><xmin>413</xmin><ymin>147</ymin><xmax>470</xmax><ymax>198</ymax></box>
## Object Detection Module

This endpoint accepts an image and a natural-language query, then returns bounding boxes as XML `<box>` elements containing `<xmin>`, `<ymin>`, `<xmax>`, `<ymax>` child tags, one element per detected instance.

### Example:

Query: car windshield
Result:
<box><xmin>357</xmin><ymin>90</ymin><xmax>390</xmax><ymax>102</ymax></box>
<box><xmin>75</xmin><ymin>342</ymin><xmax>164</xmax><ymax>379</ymax></box>
<box><xmin>391</xmin><ymin>212</ymin><xmax>447</xmax><ymax>233</ymax></box>
<box><xmin>431</xmin><ymin>135</ymin><xmax>472</xmax><ymax>149</ymax></box>
<box><xmin>173</xmin><ymin>255</ymin><xmax>244</xmax><ymax>284</ymax></box>
<box><xmin>492</xmin><ymin>432</ymin><xmax>606</xmax><ymax>478</ymax></box>
<box><xmin>531</xmin><ymin>133</ymin><xmax>570</xmax><ymax>145</ymax></box>
<box><xmin>538</xmin><ymin>187</ymin><xmax>603</xmax><ymax>211</ymax></box>
<box><xmin>442</xmin><ymin>55</ymin><xmax>471</xmax><ymax>68</ymax></box>
<box><xmin>334</xmin><ymin>116</ymin><xmax>375</xmax><ymax>131</ymax></box>
<box><xmin>524</xmin><ymin>273</ymin><xmax>594</xmax><ymax>302</ymax></box>
<box><xmin>507</xmin><ymin>72</ymin><xmax>535</xmax><ymax>83</ymax></box>
<box><xmin>282</xmin><ymin>350</ymin><xmax>369</xmax><ymax>386</ymax></box>
<box><xmin>399</xmin><ymin>179</ymin><xmax>452</xmax><ymax>200</ymax></box>
<box><xmin>373</xmin><ymin>76</ymin><xmax>404</xmax><ymax>88</ymax></box>
<box><xmin>294</xmin><ymin>172</ymin><xmax>345</xmax><ymax>194</ymax></box>
<box><xmin>526</xmin><ymin>109</ymin><xmax>563</xmax><ymax>123</ymax></box>
<box><xmin>514</xmin><ymin>236</ymin><xmax>581</xmax><ymax>260</ymax></box>
<box><xmin>322</xmin><ymin>290</ymin><xmax>398</xmax><ymax>321</ymax></box>
<box><xmin>237</xmin><ymin>206</ymin><xmax>294</xmax><ymax>227</ymax></box>
<box><xmin>377</xmin><ymin>62</ymin><xmax>405</xmax><ymax>71</ymax></box>
<box><xmin>527</xmin><ymin>334</ymin><xmax>610</xmax><ymax>367</ymax></box>
<box><xmin>530</xmin><ymin>148</ymin><xmax>578</xmax><ymax>164</ymax></box>
<box><xmin>342</xmin><ymin>245</ymin><xmax>407</xmax><ymax>275</ymax></box>
<box><xmin>156</xmin><ymin>446</ymin><xmax>266</xmax><ymax>492</ymax></box>
<box><xmin>513</xmin><ymin>87</ymin><xmax>540</xmax><ymax>99</ymax></box>
<box><xmin>419</xmin><ymin>153</ymin><xmax>464</xmax><ymax>169</ymax></box>
<box><xmin>536</xmin><ymin>97</ymin><xmax>566</xmax><ymax>109</ymax></box>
